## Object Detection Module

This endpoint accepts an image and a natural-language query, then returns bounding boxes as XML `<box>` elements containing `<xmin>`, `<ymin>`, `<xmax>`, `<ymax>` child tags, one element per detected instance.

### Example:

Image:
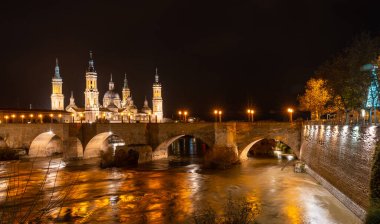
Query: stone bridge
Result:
<box><xmin>1</xmin><ymin>122</ymin><xmax>380</xmax><ymax>220</ymax></box>
<box><xmin>0</xmin><ymin>122</ymin><xmax>302</xmax><ymax>160</ymax></box>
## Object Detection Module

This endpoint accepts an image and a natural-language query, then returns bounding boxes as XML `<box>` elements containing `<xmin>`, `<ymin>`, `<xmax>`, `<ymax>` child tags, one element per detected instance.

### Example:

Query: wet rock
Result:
<box><xmin>294</xmin><ymin>161</ymin><xmax>305</xmax><ymax>173</ymax></box>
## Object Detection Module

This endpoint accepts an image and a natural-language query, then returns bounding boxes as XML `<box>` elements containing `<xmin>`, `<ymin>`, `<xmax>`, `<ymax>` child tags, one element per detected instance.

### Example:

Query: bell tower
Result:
<box><xmin>152</xmin><ymin>67</ymin><xmax>163</xmax><ymax>122</ymax></box>
<box><xmin>84</xmin><ymin>51</ymin><xmax>100</xmax><ymax>122</ymax></box>
<box><xmin>122</xmin><ymin>73</ymin><xmax>131</xmax><ymax>107</ymax></box>
<box><xmin>51</xmin><ymin>58</ymin><xmax>64</xmax><ymax>110</ymax></box>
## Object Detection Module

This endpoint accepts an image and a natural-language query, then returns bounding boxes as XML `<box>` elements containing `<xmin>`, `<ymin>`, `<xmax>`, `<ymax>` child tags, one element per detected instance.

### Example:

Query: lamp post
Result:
<box><xmin>218</xmin><ymin>110</ymin><xmax>222</xmax><ymax>123</ymax></box>
<box><xmin>79</xmin><ymin>113</ymin><xmax>83</xmax><ymax>123</ymax></box>
<box><xmin>71</xmin><ymin>113</ymin><xmax>75</xmax><ymax>123</ymax></box>
<box><xmin>21</xmin><ymin>115</ymin><xmax>25</xmax><ymax>124</ymax></box>
<box><xmin>247</xmin><ymin>109</ymin><xmax>255</xmax><ymax>122</ymax></box>
<box><xmin>38</xmin><ymin>114</ymin><xmax>42</xmax><ymax>123</ymax></box>
<box><xmin>49</xmin><ymin>114</ymin><xmax>53</xmax><ymax>123</ymax></box>
<box><xmin>287</xmin><ymin>108</ymin><xmax>294</xmax><ymax>123</ymax></box>
<box><xmin>5</xmin><ymin>115</ymin><xmax>9</xmax><ymax>124</ymax></box>
<box><xmin>11</xmin><ymin>114</ymin><xmax>16</xmax><ymax>123</ymax></box>
<box><xmin>184</xmin><ymin>111</ymin><xmax>188</xmax><ymax>123</ymax></box>
<box><xmin>128</xmin><ymin>112</ymin><xmax>131</xmax><ymax>123</ymax></box>
<box><xmin>29</xmin><ymin>114</ymin><xmax>34</xmax><ymax>123</ymax></box>
<box><xmin>58</xmin><ymin>114</ymin><xmax>62</xmax><ymax>123</ymax></box>
<box><xmin>178</xmin><ymin>110</ymin><xmax>182</xmax><ymax>122</ymax></box>
<box><xmin>214</xmin><ymin>110</ymin><xmax>218</xmax><ymax>122</ymax></box>
<box><xmin>121</xmin><ymin>112</ymin><xmax>124</xmax><ymax>123</ymax></box>
<box><xmin>148</xmin><ymin>112</ymin><xmax>151</xmax><ymax>123</ymax></box>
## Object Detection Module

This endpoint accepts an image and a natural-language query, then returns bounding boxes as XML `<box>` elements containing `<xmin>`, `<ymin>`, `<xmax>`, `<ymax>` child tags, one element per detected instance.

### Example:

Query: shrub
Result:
<box><xmin>193</xmin><ymin>194</ymin><xmax>260</xmax><ymax>224</ymax></box>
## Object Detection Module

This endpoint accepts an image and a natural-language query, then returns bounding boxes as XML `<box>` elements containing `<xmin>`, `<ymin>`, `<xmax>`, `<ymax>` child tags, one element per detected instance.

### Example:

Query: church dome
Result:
<box><xmin>103</xmin><ymin>90</ymin><xmax>120</xmax><ymax>100</ymax></box>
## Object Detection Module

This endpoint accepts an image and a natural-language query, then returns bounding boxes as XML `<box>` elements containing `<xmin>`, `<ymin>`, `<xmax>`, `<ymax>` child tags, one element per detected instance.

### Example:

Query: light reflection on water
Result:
<box><xmin>0</xmin><ymin>157</ymin><xmax>361</xmax><ymax>224</ymax></box>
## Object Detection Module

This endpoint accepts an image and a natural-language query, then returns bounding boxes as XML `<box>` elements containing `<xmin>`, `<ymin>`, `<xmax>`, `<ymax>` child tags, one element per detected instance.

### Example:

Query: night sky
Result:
<box><xmin>1</xmin><ymin>0</ymin><xmax>379</xmax><ymax>121</ymax></box>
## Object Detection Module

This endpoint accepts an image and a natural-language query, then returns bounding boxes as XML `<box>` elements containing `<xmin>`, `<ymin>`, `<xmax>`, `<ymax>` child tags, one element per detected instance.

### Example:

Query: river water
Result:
<box><xmin>0</xmin><ymin>156</ymin><xmax>361</xmax><ymax>224</ymax></box>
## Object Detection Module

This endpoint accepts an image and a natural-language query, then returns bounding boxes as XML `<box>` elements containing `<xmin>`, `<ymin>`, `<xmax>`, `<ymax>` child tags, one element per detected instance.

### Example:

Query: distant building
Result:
<box><xmin>52</xmin><ymin>51</ymin><xmax>164</xmax><ymax>123</ymax></box>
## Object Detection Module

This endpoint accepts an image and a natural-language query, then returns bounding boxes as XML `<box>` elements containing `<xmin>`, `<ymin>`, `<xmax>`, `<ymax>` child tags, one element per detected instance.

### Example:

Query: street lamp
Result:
<box><xmin>247</xmin><ymin>109</ymin><xmax>255</xmax><ymax>122</ymax></box>
<box><xmin>184</xmin><ymin>111</ymin><xmax>188</xmax><ymax>123</ymax></box>
<box><xmin>71</xmin><ymin>113</ymin><xmax>75</xmax><ymax>123</ymax></box>
<box><xmin>58</xmin><ymin>114</ymin><xmax>62</xmax><ymax>123</ymax></box>
<box><xmin>79</xmin><ymin>113</ymin><xmax>84</xmax><ymax>123</ymax></box>
<box><xmin>11</xmin><ymin>114</ymin><xmax>16</xmax><ymax>123</ymax></box>
<box><xmin>121</xmin><ymin>112</ymin><xmax>124</xmax><ymax>123</ymax></box>
<box><xmin>5</xmin><ymin>115</ymin><xmax>9</xmax><ymax>124</ymax></box>
<box><xmin>214</xmin><ymin>110</ymin><xmax>218</xmax><ymax>122</ymax></box>
<box><xmin>49</xmin><ymin>113</ymin><xmax>53</xmax><ymax>123</ymax></box>
<box><xmin>21</xmin><ymin>114</ymin><xmax>25</xmax><ymax>124</ymax></box>
<box><xmin>38</xmin><ymin>114</ymin><xmax>42</xmax><ymax>123</ymax></box>
<box><xmin>178</xmin><ymin>110</ymin><xmax>182</xmax><ymax>122</ymax></box>
<box><xmin>218</xmin><ymin>110</ymin><xmax>222</xmax><ymax>123</ymax></box>
<box><xmin>287</xmin><ymin>108</ymin><xmax>294</xmax><ymax>123</ymax></box>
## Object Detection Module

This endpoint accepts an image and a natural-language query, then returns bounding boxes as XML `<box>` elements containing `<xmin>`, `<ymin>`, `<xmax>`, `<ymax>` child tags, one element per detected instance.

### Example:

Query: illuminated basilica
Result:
<box><xmin>50</xmin><ymin>52</ymin><xmax>164</xmax><ymax>123</ymax></box>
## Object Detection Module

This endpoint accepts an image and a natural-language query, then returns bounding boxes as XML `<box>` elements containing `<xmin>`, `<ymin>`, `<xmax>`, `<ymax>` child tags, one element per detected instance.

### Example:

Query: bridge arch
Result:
<box><xmin>153</xmin><ymin>134</ymin><xmax>212</xmax><ymax>160</ymax></box>
<box><xmin>29</xmin><ymin>132</ymin><xmax>63</xmax><ymax>157</ymax></box>
<box><xmin>239</xmin><ymin>137</ymin><xmax>294</xmax><ymax>160</ymax></box>
<box><xmin>84</xmin><ymin>132</ymin><xmax>125</xmax><ymax>159</ymax></box>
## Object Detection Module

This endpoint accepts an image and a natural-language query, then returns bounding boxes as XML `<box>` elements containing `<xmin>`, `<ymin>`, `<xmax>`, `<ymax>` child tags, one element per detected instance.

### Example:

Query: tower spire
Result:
<box><xmin>88</xmin><ymin>51</ymin><xmax>95</xmax><ymax>72</ymax></box>
<box><xmin>123</xmin><ymin>73</ymin><xmax>128</xmax><ymax>89</ymax></box>
<box><xmin>155</xmin><ymin>67</ymin><xmax>159</xmax><ymax>83</ymax></box>
<box><xmin>109</xmin><ymin>73</ymin><xmax>114</xmax><ymax>90</ymax></box>
<box><xmin>54</xmin><ymin>58</ymin><xmax>60</xmax><ymax>78</ymax></box>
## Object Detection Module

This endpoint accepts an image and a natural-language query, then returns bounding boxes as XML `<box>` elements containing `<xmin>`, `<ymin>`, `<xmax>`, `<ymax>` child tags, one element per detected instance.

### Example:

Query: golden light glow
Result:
<box><xmin>214</xmin><ymin>110</ymin><xmax>218</xmax><ymax>114</ymax></box>
<box><xmin>218</xmin><ymin>111</ymin><xmax>222</xmax><ymax>115</ymax></box>
<box><xmin>287</xmin><ymin>108</ymin><xmax>294</xmax><ymax>113</ymax></box>
<box><xmin>29</xmin><ymin>114</ymin><xmax>34</xmax><ymax>118</ymax></box>
<box><xmin>49</xmin><ymin>113</ymin><xmax>53</xmax><ymax>118</ymax></box>
<box><xmin>79</xmin><ymin>113</ymin><xmax>84</xmax><ymax>117</ymax></box>
<box><xmin>5</xmin><ymin>115</ymin><xmax>9</xmax><ymax>119</ymax></box>
<box><xmin>11</xmin><ymin>114</ymin><xmax>15</xmax><ymax>118</ymax></box>
<box><xmin>71</xmin><ymin>113</ymin><xmax>75</xmax><ymax>117</ymax></box>
<box><xmin>178</xmin><ymin>110</ymin><xmax>182</xmax><ymax>115</ymax></box>
<box><xmin>184</xmin><ymin>111</ymin><xmax>188</xmax><ymax>115</ymax></box>
<box><xmin>58</xmin><ymin>114</ymin><xmax>62</xmax><ymax>118</ymax></box>
<box><xmin>38</xmin><ymin>114</ymin><xmax>42</xmax><ymax>118</ymax></box>
<box><xmin>20</xmin><ymin>115</ymin><xmax>25</xmax><ymax>118</ymax></box>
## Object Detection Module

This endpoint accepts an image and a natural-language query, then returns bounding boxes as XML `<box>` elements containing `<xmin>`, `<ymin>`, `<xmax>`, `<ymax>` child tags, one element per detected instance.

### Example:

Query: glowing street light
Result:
<box><xmin>58</xmin><ymin>114</ymin><xmax>62</xmax><ymax>123</ymax></box>
<box><xmin>38</xmin><ymin>114</ymin><xmax>43</xmax><ymax>123</ymax></box>
<box><xmin>247</xmin><ymin>109</ymin><xmax>255</xmax><ymax>122</ymax></box>
<box><xmin>71</xmin><ymin>113</ymin><xmax>75</xmax><ymax>123</ymax></box>
<box><xmin>79</xmin><ymin>113</ymin><xmax>84</xmax><ymax>123</ymax></box>
<box><xmin>4</xmin><ymin>115</ymin><xmax>9</xmax><ymax>124</ymax></box>
<box><xmin>178</xmin><ymin>110</ymin><xmax>182</xmax><ymax>121</ymax></box>
<box><xmin>11</xmin><ymin>114</ymin><xmax>15</xmax><ymax>123</ymax></box>
<box><xmin>49</xmin><ymin>113</ymin><xmax>54</xmax><ymax>123</ymax></box>
<box><xmin>121</xmin><ymin>112</ymin><xmax>124</xmax><ymax>123</ymax></box>
<box><xmin>21</xmin><ymin>114</ymin><xmax>25</xmax><ymax>123</ymax></box>
<box><xmin>287</xmin><ymin>108</ymin><xmax>294</xmax><ymax>123</ymax></box>
<box><xmin>214</xmin><ymin>110</ymin><xmax>222</xmax><ymax>122</ymax></box>
<box><xmin>184</xmin><ymin>111</ymin><xmax>188</xmax><ymax>123</ymax></box>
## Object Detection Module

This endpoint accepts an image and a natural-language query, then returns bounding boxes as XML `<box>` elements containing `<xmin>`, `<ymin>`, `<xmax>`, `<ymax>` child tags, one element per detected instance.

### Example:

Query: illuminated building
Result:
<box><xmin>51</xmin><ymin>51</ymin><xmax>164</xmax><ymax>123</ymax></box>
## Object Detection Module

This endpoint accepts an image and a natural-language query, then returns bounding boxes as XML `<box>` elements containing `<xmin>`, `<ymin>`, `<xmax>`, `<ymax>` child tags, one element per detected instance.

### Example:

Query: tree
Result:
<box><xmin>298</xmin><ymin>78</ymin><xmax>332</xmax><ymax>120</ymax></box>
<box><xmin>315</xmin><ymin>32</ymin><xmax>380</xmax><ymax>123</ymax></box>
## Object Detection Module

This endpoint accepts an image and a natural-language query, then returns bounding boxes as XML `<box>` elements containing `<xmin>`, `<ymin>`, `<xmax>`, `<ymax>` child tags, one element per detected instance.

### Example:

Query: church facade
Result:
<box><xmin>50</xmin><ymin>52</ymin><xmax>164</xmax><ymax>123</ymax></box>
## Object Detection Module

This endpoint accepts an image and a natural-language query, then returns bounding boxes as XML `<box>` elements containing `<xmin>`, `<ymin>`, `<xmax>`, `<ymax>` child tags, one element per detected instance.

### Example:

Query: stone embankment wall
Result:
<box><xmin>301</xmin><ymin>124</ymin><xmax>378</xmax><ymax>220</ymax></box>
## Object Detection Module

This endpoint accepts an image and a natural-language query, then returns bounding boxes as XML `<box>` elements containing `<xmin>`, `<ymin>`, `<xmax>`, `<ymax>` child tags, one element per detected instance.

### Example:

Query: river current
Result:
<box><xmin>0</xmin><ymin>156</ymin><xmax>361</xmax><ymax>224</ymax></box>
